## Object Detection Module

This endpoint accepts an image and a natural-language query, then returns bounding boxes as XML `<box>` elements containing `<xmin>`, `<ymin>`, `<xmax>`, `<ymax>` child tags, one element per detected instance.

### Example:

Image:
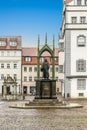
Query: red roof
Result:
<box><xmin>0</xmin><ymin>36</ymin><xmax>22</xmax><ymax>49</ymax></box>
<box><xmin>65</xmin><ymin>0</ymin><xmax>72</xmax><ymax>3</ymax></box>
<box><xmin>22</xmin><ymin>47</ymin><xmax>58</xmax><ymax>57</ymax></box>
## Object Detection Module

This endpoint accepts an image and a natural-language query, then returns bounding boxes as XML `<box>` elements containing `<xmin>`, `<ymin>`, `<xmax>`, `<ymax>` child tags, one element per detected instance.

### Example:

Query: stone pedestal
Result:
<box><xmin>35</xmin><ymin>79</ymin><xmax>57</xmax><ymax>99</ymax></box>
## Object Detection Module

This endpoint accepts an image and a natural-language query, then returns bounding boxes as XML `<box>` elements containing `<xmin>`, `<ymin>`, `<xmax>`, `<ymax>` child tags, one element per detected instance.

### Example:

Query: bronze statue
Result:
<box><xmin>41</xmin><ymin>59</ymin><xmax>50</xmax><ymax>79</ymax></box>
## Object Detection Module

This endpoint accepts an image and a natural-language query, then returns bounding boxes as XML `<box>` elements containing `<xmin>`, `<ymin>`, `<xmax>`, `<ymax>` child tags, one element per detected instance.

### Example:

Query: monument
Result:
<box><xmin>9</xmin><ymin>35</ymin><xmax>83</xmax><ymax>109</ymax></box>
<box><xmin>35</xmin><ymin>34</ymin><xmax>57</xmax><ymax>99</ymax></box>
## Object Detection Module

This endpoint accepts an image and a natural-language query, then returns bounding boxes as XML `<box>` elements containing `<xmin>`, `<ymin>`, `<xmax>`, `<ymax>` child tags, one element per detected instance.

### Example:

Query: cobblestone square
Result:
<box><xmin>0</xmin><ymin>96</ymin><xmax>87</xmax><ymax>130</ymax></box>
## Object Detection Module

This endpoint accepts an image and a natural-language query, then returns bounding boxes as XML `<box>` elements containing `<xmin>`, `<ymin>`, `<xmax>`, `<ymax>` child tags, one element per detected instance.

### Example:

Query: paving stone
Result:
<box><xmin>0</xmin><ymin>96</ymin><xmax>87</xmax><ymax>130</ymax></box>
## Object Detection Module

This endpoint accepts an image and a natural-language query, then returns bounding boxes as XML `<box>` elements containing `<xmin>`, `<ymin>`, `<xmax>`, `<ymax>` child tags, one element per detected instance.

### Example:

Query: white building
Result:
<box><xmin>0</xmin><ymin>36</ymin><xmax>22</xmax><ymax>95</ymax></box>
<box><xmin>59</xmin><ymin>0</ymin><xmax>87</xmax><ymax>98</ymax></box>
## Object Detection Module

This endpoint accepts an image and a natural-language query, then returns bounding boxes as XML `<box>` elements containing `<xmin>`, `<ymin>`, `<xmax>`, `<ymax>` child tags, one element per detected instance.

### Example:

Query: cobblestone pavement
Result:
<box><xmin>0</xmin><ymin>96</ymin><xmax>87</xmax><ymax>130</ymax></box>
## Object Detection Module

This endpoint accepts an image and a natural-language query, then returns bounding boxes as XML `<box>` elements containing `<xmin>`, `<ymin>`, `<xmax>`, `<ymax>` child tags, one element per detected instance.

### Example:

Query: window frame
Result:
<box><xmin>24</xmin><ymin>76</ymin><xmax>27</xmax><ymax>82</ymax></box>
<box><xmin>7</xmin><ymin>64</ymin><xmax>10</xmax><ymax>69</ymax></box>
<box><xmin>1</xmin><ymin>63</ymin><xmax>4</xmax><ymax>68</ymax></box>
<box><xmin>25</xmin><ymin>57</ymin><xmax>32</xmax><ymax>62</ymax></box>
<box><xmin>14</xmin><ymin>64</ymin><xmax>17</xmax><ymax>69</ymax></box>
<box><xmin>80</xmin><ymin>17</ymin><xmax>86</xmax><ymax>24</ymax></box>
<box><xmin>77</xmin><ymin>79</ymin><xmax>86</xmax><ymax>90</ymax></box>
<box><xmin>10</xmin><ymin>41</ymin><xmax>17</xmax><ymax>46</ymax></box>
<box><xmin>71</xmin><ymin>17</ymin><xmax>77</xmax><ymax>24</ymax></box>
<box><xmin>29</xmin><ymin>67</ymin><xmax>32</xmax><ymax>72</ymax></box>
<box><xmin>1</xmin><ymin>74</ymin><xmax>4</xmax><ymax>80</ymax></box>
<box><xmin>76</xmin><ymin>59</ymin><xmax>86</xmax><ymax>72</ymax></box>
<box><xmin>77</xmin><ymin>35</ymin><xmax>86</xmax><ymax>47</ymax></box>
<box><xmin>59</xmin><ymin>65</ymin><xmax>63</xmax><ymax>73</ymax></box>
<box><xmin>0</xmin><ymin>41</ymin><xmax>6</xmax><ymax>46</ymax></box>
<box><xmin>29</xmin><ymin>76</ymin><xmax>32</xmax><ymax>81</ymax></box>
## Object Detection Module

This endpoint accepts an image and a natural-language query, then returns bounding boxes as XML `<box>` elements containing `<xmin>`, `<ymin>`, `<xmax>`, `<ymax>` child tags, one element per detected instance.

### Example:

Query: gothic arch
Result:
<box><xmin>37</xmin><ymin>35</ymin><xmax>55</xmax><ymax>79</ymax></box>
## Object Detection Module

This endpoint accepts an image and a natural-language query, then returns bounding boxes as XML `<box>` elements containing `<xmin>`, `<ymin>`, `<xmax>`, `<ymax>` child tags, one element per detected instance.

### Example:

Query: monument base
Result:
<box><xmin>35</xmin><ymin>79</ymin><xmax>57</xmax><ymax>99</ymax></box>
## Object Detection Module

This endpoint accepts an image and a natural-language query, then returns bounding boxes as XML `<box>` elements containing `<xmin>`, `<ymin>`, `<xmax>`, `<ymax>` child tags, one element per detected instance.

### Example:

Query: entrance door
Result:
<box><xmin>7</xmin><ymin>86</ymin><xmax>10</xmax><ymax>95</ymax></box>
<box><xmin>23</xmin><ymin>86</ymin><xmax>27</xmax><ymax>95</ymax></box>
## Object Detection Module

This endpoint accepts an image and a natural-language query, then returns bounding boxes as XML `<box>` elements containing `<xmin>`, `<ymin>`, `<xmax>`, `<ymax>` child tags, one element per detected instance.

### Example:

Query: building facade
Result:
<box><xmin>59</xmin><ymin>0</ymin><xmax>87</xmax><ymax>98</ymax></box>
<box><xmin>22</xmin><ymin>47</ymin><xmax>61</xmax><ymax>95</ymax></box>
<box><xmin>0</xmin><ymin>36</ymin><xmax>22</xmax><ymax>95</ymax></box>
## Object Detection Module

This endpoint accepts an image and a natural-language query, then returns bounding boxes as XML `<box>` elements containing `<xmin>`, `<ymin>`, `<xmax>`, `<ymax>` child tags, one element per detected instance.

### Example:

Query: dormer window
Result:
<box><xmin>10</xmin><ymin>41</ymin><xmax>17</xmax><ymax>46</ymax></box>
<box><xmin>0</xmin><ymin>41</ymin><xmax>6</xmax><ymax>46</ymax></box>
<box><xmin>77</xmin><ymin>35</ymin><xmax>86</xmax><ymax>46</ymax></box>
<box><xmin>25</xmin><ymin>57</ymin><xmax>32</xmax><ymax>62</ymax></box>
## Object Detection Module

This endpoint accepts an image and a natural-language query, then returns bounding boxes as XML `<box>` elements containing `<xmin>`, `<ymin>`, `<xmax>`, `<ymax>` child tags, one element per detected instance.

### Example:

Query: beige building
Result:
<box><xmin>22</xmin><ymin>47</ymin><xmax>61</xmax><ymax>95</ymax></box>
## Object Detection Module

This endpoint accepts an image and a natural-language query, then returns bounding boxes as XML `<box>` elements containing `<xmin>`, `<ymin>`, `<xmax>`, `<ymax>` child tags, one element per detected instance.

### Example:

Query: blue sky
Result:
<box><xmin>0</xmin><ymin>0</ymin><xmax>63</xmax><ymax>47</ymax></box>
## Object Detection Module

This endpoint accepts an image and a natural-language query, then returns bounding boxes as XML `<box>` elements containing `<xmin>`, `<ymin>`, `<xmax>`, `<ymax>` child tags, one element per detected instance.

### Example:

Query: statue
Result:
<box><xmin>41</xmin><ymin>59</ymin><xmax>50</xmax><ymax>79</ymax></box>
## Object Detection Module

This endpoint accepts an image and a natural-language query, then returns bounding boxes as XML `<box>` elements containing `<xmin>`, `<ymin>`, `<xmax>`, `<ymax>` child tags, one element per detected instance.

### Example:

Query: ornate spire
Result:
<box><xmin>38</xmin><ymin>35</ymin><xmax>40</xmax><ymax>52</ymax></box>
<box><xmin>45</xmin><ymin>33</ymin><xmax>47</xmax><ymax>44</ymax></box>
<box><xmin>53</xmin><ymin>35</ymin><xmax>55</xmax><ymax>51</ymax></box>
<box><xmin>38</xmin><ymin>34</ymin><xmax>40</xmax><ymax>45</ymax></box>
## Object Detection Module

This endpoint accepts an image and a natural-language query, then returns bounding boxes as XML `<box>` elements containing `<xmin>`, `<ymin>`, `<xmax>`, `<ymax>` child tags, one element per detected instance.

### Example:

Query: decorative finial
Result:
<box><xmin>45</xmin><ymin>33</ymin><xmax>47</xmax><ymax>44</ymax></box>
<box><xmin>38</xmin><ymin>34</ymin><xmax>40</xmax><ymax>45</ymax></box>
<box><xmin>53</xmin><ymin>35</ymin><xmax>55</xmax><ymax>48</ymax></box>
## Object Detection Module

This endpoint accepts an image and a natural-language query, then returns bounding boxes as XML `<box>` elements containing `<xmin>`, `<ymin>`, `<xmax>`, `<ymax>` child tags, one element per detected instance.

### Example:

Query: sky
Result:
<box><xmin>0</xmin><ymin>0</ymin><xmax>63</xmax><ymax>47</ymax></box>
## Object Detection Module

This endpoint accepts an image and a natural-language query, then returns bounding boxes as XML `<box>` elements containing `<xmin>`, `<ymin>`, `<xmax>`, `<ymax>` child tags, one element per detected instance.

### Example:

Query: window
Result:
<box><xmin>24</xmin><ymin>76</ymin><xmax>27</xmax><ymax>82</ymax></box>
<box><xmin>14</xmin><ymin>51</ymin><xmax>16</xmax><ymax>56</ymax></box>
<box><xmin>40</xmin><ymin>57</ymin><xmax>44</xmax><ymax>62</ymax></box>
<box><xmin>1</xmin><ymin>74</ymin><xmax>4</xmax><ymax>80</ymax></box>
<box><xmin>25</xmin><ymin>57</ymin><xmax>31</xmax><ymax>62</ymax></box>
<box><xmin>80</xmin><ymin>17</ymin><xmax>86</xmax><ymax>23</ymax></box>
<box><xmin>34</xmin><ymin>77</ymin><xmax>37</xmax><ymax>81</ymax></box>
<box><xmin>55</xmin><ymin>57</ymin><xmax>58</xmax><ymax>62</ymax></box>
<box><xmin>71</xmin><ymin>17</ymin><xmax>77</xmax><ymax>23</ymax></box>
<box><xmin>29</xmin><ymin>67</ymin><xmax>32</xmax><ymax>72</ymax></box>
<box><xmin>1</xmin><ymin>51</ymin><xmax>4</xmax><ymax>56</ymax></box>
<box><xmin>7</xmin><ymin>51</ymin><xmax>10</xmax><ymax>56</ymax></box>
<box><xmin>29</xmin><ymin>76</ymin><xmax>32</xmax><ymax>81</ymax></box>
<box><xmin>59</xmin><ymin>43</ymin><xmax>64</xmax><ymax>50</ymax></box>
<box><xmin>14</xmin><ymin>74</ymin><xmax>17</xmax><ymax>79</ymax></box>
<box><xmin>77</xmin><ymin>0</ymin><xmax>81</xmax><ymax>5</ymax></box>
<box><xmin>59</xmin><ymin>65</ymin><xmax>63</xmax><ymax>73</ymax></box>
<box><xmin>78</xmin><ymin>93</ymin><xmax>84</xmax><ymax>97</ymax></box>
<box><xmin>10</xmin><ymin>41</ymin><xmax>17</xmax><ymax>46</ymax></box>
<box><xmin>0</xmin><ymin>41</ymin><xmax>6</xmax><ymax>46</ymax></box>
<box><xmin>76</xmin><ymin>59</ymin><xmax>86</xmax><ymax>72</ymax></box>
<box><xmin>1</xmin><ymin>64</ymin><xmax>4</xmax><ymax>68</ymax></box>
<box><xmin>14</xmin><ymin>64</ymin><xmax>17</xmax><ymax>69</ymax></box>
<box><xmin>77</xmin><ymin>35</ymin><xmax>86</xmax><ymax>46</ymax></box>
<box><xmin>85</xmin><ymin>0</ymin><xmax>87</xmax><ymax>5</ymax></box>
<box><xmin>34</xmin><ymin>67</ymin><xmax>37</xmax><ymax>72</ymax></box>
<box><xmin>77</xmin><ymin>79</ymin><xmax>86</xmax><ymax>90</ymax></box>
<box><xmin>24</xmin><ymin>67</ymin><xmax>27</xmax><ymax>72</ymax></box>
<box><xmin>7</xmin><ymin>64</ymin><xmax>10</xmax><ymax>69</ymax></box>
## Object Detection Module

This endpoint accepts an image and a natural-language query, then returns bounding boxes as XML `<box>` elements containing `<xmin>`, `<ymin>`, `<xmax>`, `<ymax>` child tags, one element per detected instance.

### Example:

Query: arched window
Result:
<box><xmin>77</xmin><ymin>35</ymin><xmax>86</xmax><ymax>46</ymax></box>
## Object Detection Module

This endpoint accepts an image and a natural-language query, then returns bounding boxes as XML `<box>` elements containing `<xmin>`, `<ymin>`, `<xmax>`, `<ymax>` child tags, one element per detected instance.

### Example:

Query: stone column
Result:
<box><xmin>3</xmin><ymin>85</ymin><xmax>7</xmax><ymax>99</ymax></box>
<box><xmin>14</xmin><ymin>85</ymin><xmax>17</xmax><ymax>100</ymax></box>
